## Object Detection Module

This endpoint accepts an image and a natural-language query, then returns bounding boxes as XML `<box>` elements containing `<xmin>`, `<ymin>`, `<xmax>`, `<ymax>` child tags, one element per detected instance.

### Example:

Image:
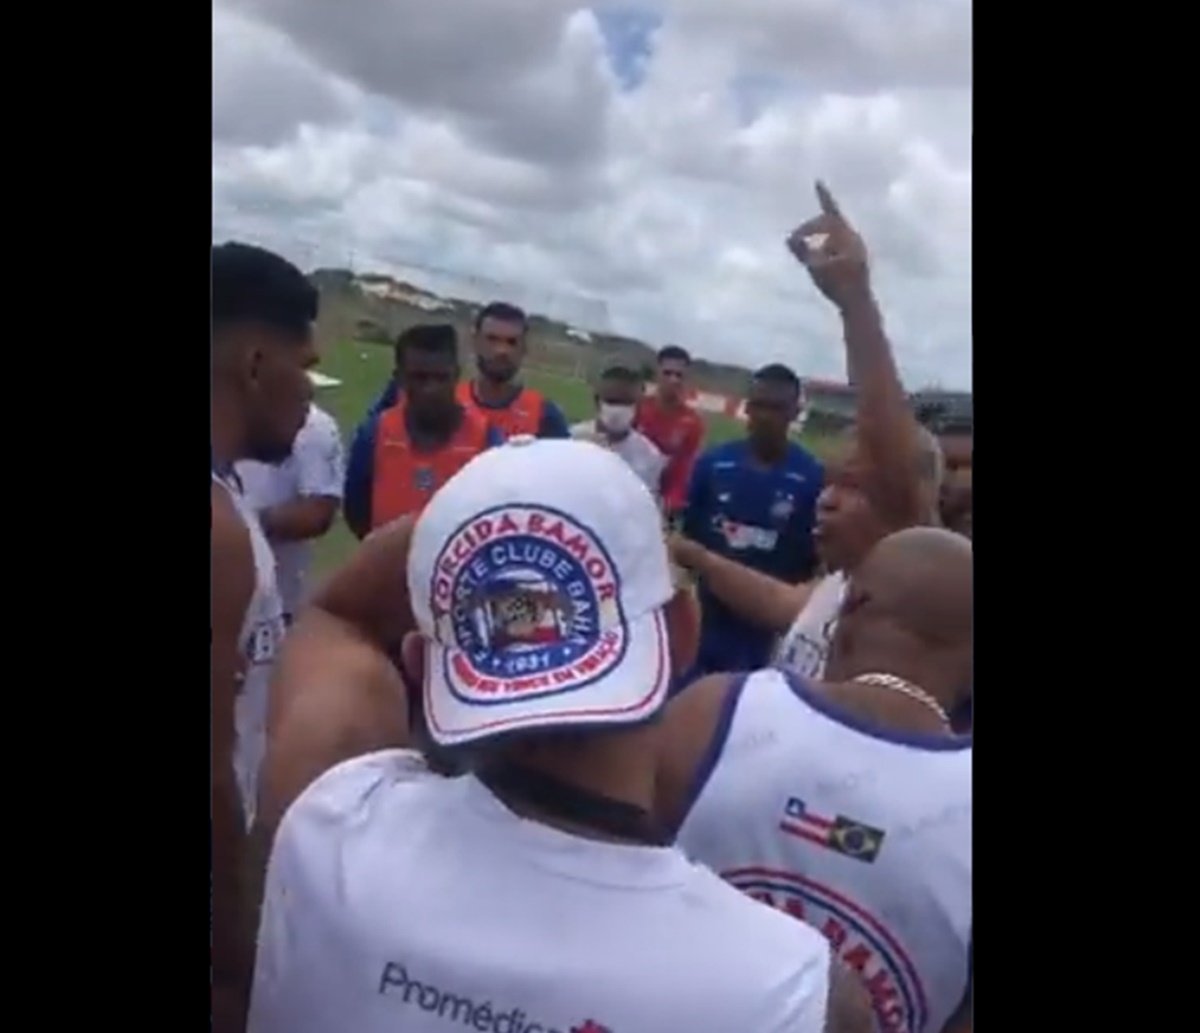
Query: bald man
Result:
<box><xmin>658</xmin><ymin>529</ymin><xmax>973</xmax><ymax>1033</ymax></box>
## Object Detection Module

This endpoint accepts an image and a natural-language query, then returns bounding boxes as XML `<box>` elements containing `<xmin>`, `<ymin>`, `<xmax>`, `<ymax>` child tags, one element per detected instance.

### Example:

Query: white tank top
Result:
<box><xmin>677</xmin><ymin>669</ymin><xmax>971</xmax><ymax>1033</ymax></box>
<box><xmin>774</xmin><ymin>571</ymin><xmax>846</xmax><ymax>678</ymax></box>
<box><xmin>213</xmin><ymin>471</ymin><xmax>285</xmax><ymax>828</ymax></box>
<box><xmin>250</xmin><ymin>750</ymin><xmax>832</xmax><ymax>1033</ymax></box>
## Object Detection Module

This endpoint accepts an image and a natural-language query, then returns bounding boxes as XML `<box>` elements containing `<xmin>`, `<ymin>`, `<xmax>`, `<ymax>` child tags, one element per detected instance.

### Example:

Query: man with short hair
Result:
<box><xmin>636</xmin><ymin>344</ymin><xmax>705</xmax><ymax>515</ymax></box>
<box><xmin>236</xmin><ymin>401</ymin><xmax>345</xmax><ymax>624</ymax></box>
<box><xmin>250</xmin><ymin>439</ymin><xmax>869</xmax><ymax>1033</ymax></box>
<box><xmin>681</xmin><ymin>362</ymin><xmax>824</xmax><ymax>676</ymax></box>
<box><xmin>571</xmin><ymin>364</ymin><xmax>667</xmax><ymax>496</ymax></box>
<box><xmin>459</xmin><ymin>300</ymin><xmax>570</xmax><ymax>438</ymax></box>
<box><xmin>210</xmin><ymin>240</ymin><xmax>319</xmax><ymax>1032</ymax></box>
<box><xmin>658</xmin><ymin>528</ymin><xmax>973</xmax><ymax>1033</ymax></box>
<box><xmin>343</xmin><ymin>324</ymin><xmax>500</xmax><ymax>537</ymax></box>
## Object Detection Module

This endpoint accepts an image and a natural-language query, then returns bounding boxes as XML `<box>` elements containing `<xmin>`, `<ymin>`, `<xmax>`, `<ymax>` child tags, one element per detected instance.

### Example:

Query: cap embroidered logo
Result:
<box><xmin>429</xmin><ymin>503</ymin><xmax>628</xmax><ymax>702</ymax></box>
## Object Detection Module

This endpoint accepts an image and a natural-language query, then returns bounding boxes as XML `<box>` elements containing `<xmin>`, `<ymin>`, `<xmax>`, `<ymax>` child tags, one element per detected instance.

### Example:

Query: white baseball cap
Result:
<box><xmin>407</xmin><ymin>436</ymin><xmax>675</xmax><ymax>748</ymax></box>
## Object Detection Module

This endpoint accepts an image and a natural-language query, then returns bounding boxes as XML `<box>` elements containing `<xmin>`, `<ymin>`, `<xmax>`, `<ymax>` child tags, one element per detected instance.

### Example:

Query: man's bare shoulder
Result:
<box><xmin>663</xmin><ymin>674</ymin><xmax>732</xmax><ymax>739</ymax></box>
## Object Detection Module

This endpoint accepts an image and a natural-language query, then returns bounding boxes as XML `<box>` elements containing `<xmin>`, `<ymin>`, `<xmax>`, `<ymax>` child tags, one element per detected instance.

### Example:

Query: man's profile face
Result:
<box><xmin>745</xmin><ymin>379</ymin><xmax>797</xmax><ymax>447</ymax></box>
<box><xmin>243</xmin><ymin>324</ymin><xmax>318</xmax><ymax>465</ymax></box>
<box><xmin>657</xmin><ymin>358</ymin><xmax>688</xmax><ymax>403</ymax></box>
<box><xmin>474</xmin><ymin>316</ymin><xmax>525</xmax><ymax>384</ymax></box>
<box><xmin>404</xmin><ymin>350</ymin><xmax>459</xmax><ymax>426</ymax></box>
<box><xmin>815</xmin><ymin>438</ymin><xmax>888</xmax><ymax>571</ymax></box>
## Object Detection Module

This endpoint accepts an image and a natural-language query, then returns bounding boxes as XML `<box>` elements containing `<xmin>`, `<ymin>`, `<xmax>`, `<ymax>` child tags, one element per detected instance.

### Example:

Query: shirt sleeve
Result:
<box><xmin>251</xmin><ymin>751</ymin><xmax>431</xmax><ymax>1030</ymax></box>
<box><xmin>661</xmin><ymin>415</ymin><xmax>704</xmax><ymax>515</ymax></box>
<box><xmin>342</xmin><ymin>414</ymin><xmax>378</xmax><ymax>538</ymax></box>
<box><xmin>643</xmin><ymin>436</ymin><xmax>668</xmax><ymax>491</ymax></box>
<box><xmin>293</xmin><ymin>417</ymin><xmax>346</xmax><ymax>500</ymax></box>
<box><xmin>537</xmin><ymin>399</ymin><xmax>571</xmax><ymax>439</ymax></box>
<box><xmin>763</xmin><ymin>950</ymin><xmax>831</xmax><ymax>1033</ymax></box>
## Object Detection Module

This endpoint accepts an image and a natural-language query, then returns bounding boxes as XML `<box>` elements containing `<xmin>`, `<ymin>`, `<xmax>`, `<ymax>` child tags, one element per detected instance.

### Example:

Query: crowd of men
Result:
<box><xmin>211</xmin><ymin>183</ymin><xmax>972</xmax><ymax>1033</ymax></box>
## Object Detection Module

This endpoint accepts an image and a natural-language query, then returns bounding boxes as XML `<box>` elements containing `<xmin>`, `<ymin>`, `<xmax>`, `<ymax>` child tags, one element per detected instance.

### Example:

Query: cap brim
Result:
<box><xmin>422</xmin><ymin>607</ymin><xmax>672</xmax><ymax>749</ymax></box>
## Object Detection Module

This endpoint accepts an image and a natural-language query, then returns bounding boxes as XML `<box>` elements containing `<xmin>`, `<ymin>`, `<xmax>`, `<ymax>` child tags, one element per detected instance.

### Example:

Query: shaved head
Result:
<box><xmin>826</xmin><ymin>527</ymin><xmax>972</xmax><ymax>704</ymax></box>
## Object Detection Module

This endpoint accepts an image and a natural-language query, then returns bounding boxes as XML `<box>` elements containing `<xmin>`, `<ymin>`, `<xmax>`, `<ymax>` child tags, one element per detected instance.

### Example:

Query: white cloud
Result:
<box><xmin>212</xmin><ymin>7</ymin><xmax>360</xmax><ymax>146</ymax></box>
<box><xmin>663</xmin><ymin>0</ymin><xmax>972</xmax><ymax>91</ymax></box>
<box><xmin>212</xmin><ymin>0</ymin><xmax>971</xmax><ymax>388</ymax></box>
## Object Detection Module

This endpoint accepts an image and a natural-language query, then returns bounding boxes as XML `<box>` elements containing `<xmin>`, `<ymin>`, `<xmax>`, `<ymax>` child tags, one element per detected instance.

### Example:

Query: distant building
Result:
<box><xmin>799</xmin><ymin>380</ymin><xmax>974</xmax><ymax>436</ymax></box>
<box><xmin>356</xmin><ymin>275</ymin><xmax>450</xmax><ymax>312</ymax></box>
<box><xmin>800</xmin><ymin>378</ymin><xmax>857</xmax><ymax>434</ymax></box>
<box><xmin>911</xmin><ymin>389</ymin><xmax>973</xmax><ymax>433</ymax></box>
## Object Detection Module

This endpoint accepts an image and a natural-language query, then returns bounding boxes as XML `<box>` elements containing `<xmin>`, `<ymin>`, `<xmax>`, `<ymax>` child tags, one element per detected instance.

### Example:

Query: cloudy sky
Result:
<box><xmin>213</xmin><ymin>0</ymin><xmax>971</xmax><ymax>388</ymax></box>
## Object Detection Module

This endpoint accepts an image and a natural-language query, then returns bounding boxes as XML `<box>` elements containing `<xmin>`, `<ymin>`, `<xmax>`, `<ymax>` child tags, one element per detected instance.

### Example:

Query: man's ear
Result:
<box><xmin>400</xmin><ymin>631</ymin><xmax>426</xmax><ymax>688</ymax></box>
<box><xmin>240</xmin><ymin>328</ymin><xmax>268</xmax><ymax>390</ymax></box>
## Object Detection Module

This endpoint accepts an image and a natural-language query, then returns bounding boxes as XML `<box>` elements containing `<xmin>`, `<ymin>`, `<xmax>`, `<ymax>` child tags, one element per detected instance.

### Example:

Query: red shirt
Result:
<box><xmin>635</xmin><ymin>396</ymin><xmax>705</xmax><ymax>514</ymax></box>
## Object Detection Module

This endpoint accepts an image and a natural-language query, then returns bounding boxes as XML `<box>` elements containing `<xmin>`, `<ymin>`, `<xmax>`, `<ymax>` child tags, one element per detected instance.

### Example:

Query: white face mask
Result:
<box><xmin>597</xmin><ymin>402</ymin><xmax>636</xmax><ymax>435</ymax></box>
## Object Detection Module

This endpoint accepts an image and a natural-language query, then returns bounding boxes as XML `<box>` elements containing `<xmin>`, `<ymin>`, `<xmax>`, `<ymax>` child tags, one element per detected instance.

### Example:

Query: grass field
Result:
<box><xmin>311</xmin><ymin>337</ymin><xmax>825</xmax><ymax>575</ymax></box>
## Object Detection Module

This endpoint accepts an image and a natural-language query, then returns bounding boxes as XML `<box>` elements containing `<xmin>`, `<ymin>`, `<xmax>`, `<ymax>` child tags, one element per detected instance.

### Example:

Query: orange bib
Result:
<box><xmin>370</xmin><ymin>403</ymin><xmax>491</xmax><ymax>529</ymax></box>
<box><xmin>457</xmin><ymin>381</ymin><xmax>545</xmax><ymax>438</ymax></box>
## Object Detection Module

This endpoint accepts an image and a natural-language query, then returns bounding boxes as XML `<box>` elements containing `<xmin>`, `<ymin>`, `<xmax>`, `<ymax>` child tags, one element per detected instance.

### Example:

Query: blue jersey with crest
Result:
<box><xmin>682</xmin><ymin>439</ymin><xmax>823</xmax><ymax>675</ymax></box>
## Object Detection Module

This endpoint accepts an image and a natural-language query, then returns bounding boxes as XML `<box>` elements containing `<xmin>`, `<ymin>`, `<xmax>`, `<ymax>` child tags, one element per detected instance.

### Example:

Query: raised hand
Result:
<box><xmin>785</xmin><ymin>181</ymin><xmax>871</xmax><ymax>309</ymax></box>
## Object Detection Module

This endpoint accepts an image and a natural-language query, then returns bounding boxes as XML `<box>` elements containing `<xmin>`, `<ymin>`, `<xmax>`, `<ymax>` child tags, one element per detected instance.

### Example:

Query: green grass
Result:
<box><xmin>312</xmin><ymin>338</ymin><xmax>824</xmax><ymax>575</ymax></box>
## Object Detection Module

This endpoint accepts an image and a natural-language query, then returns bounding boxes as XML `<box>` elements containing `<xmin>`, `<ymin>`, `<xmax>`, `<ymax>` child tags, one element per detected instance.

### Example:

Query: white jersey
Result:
<box><xmin>774</xmin><ymin>571</ymin><xmax>847</xmax><ymax>679</ymax></box>
<box><xmin>236</xmin><ymin>405</ymin><xmax>345</xmax><ymax>619</ymax></box>
<box><xmin>678</xmin><ymin>669</ymin><xmax>972</xmax><ymax>1033</ymax></box>
<box><xmin>213</xmin><ymin>470</ymin><xmax>286</xmax><ymax>828</ymax></box>
<box><xmin>571</xmin><ymin>421</ymin><xmax>668</xmax><ymax>498</ymax></box>
<box><xmin>250</xmin><ymin>750</ymin><xmax>831</xmax><ymax>1033</ymax></box>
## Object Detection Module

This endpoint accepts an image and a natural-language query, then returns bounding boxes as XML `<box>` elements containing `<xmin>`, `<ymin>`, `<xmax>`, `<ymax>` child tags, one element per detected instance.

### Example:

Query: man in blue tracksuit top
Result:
<box><xmin>681</xmin><ymin>363</ymin><xmax>823</xmax><ymax>678</ymax></box>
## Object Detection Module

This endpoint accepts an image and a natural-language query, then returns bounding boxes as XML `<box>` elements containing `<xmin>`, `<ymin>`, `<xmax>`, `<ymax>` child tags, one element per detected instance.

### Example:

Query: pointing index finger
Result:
<box><xmin>815</xmin><ymin>180</ymin><xmax>841</xmax><ymax>219</ymax></box>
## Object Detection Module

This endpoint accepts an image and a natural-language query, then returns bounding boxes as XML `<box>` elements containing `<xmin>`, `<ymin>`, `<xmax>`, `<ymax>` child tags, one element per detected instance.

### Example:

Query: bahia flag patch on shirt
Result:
<box><xmin>779</xmin><ymin>796</ymin><xmax>886</xmax><ymax>863</ymax></box>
